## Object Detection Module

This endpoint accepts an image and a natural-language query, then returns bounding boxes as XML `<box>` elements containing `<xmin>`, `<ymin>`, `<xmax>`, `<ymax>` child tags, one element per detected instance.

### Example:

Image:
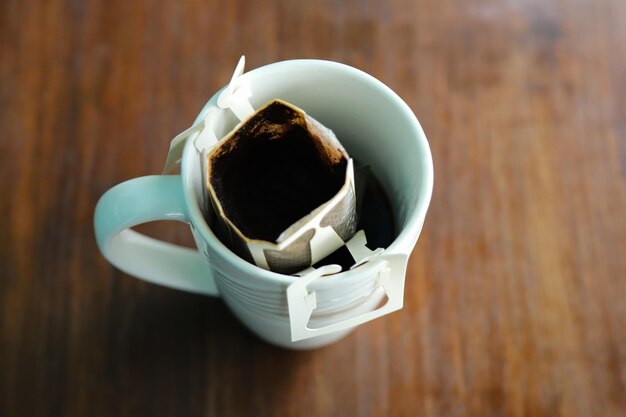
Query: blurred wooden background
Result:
<box><xmin>1</xmin><ymin>0</ymin><xmax>625</xmax><ymax>416</ymax></box>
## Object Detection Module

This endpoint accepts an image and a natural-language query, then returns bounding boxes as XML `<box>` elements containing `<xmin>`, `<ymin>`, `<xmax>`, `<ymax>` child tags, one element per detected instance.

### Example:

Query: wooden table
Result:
<box><xmin>1</xmin><ymin>0</ymin><xmax>625</xmax><ymax>416</ymax></box>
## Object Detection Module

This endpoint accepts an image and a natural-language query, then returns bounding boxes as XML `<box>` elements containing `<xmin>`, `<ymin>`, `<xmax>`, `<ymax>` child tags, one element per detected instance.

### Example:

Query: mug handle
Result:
<box><xmin>94</xmin><ymin>175</ymin><xmax>219</xmax><ymax>296</ymax></box>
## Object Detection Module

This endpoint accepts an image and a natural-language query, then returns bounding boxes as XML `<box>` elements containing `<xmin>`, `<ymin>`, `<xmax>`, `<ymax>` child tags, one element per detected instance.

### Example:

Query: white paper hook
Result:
<box><xmin>162</xmin><ymin>107</ymin><xmax>221</xmax><ymax>174</ymax></box>
<box><xmin>162</xmin><ymin>122</ymin><xmax>204</xmax><ymax>174</ymax></box>
<box><xmin>193</xmin><ymin>107</ymin><xmax>219</xmax><ymax>152</ymax></box>
<box><xmin>287</xmin><ymin>254</ymin><xmax>408</xmax><ymax>342</ymax></box>
<box><xmin>217</xmin><ymin>55</ymin><xmax>254</xmax><ymax>121</ymax></box>
<box><xmin>346</xmin><ymin>230</ymin><xmax>385</xmax><ymax>269</ymax></box>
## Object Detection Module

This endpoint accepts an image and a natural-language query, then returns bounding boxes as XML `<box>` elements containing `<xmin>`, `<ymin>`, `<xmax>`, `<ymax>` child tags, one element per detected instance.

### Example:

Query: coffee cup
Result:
<box><xmin>94</xmin><ymin>59</ymin><xmax>433</xmax><ymax>349</ymax></box>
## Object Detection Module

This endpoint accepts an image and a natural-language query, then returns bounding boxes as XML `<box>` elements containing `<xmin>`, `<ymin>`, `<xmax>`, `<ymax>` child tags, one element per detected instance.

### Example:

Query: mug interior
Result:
<box><xmin>182</xmin><ymin>60</ymin><xmax>433</xmax><ymax>286</ymax></box>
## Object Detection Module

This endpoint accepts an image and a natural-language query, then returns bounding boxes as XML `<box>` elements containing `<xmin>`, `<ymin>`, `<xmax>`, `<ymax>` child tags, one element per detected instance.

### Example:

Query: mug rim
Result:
<box><xmin>181</xmin><ymin>59</ymin><xmax>434</xmax><ymax>286</ymax></box>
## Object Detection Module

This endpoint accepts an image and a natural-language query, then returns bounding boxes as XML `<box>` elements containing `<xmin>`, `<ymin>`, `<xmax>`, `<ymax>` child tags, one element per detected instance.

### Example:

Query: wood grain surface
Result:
<box><xmin>1</xmin><ymin>0</ymin><xmax>625</xmax><ymax>416</ymax></box>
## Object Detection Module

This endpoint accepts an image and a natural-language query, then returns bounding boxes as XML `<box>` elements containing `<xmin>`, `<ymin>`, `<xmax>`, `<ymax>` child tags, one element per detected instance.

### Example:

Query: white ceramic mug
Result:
<box><xmin>94</xmin><ymin>60</ymin><xmax>433</xmax><ymax>349</ymax></box>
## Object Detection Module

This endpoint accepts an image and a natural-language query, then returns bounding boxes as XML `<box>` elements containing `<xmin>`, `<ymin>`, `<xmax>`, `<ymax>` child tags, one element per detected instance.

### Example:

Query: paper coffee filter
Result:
<box><xmin>206</xmin><ymin>99</ymin><xmax>358</xmax><ymax>274</ymax></box>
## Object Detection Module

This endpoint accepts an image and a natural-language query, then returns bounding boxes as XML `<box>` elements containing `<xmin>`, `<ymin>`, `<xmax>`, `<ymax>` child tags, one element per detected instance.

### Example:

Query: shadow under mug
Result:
<box><xmin>94</xmin><ymin>60</ymin><xmax>434</xmax><ymax>349</ymax></box>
